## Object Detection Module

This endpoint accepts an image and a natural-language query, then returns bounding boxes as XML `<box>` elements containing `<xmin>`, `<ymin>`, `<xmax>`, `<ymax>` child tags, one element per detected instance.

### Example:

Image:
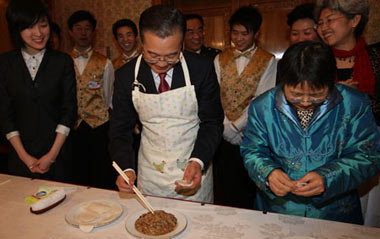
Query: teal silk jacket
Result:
<box><xmin>241</xmin><ymin>84</ymin><xmax>380</xmax><ymax>224</ymax></box>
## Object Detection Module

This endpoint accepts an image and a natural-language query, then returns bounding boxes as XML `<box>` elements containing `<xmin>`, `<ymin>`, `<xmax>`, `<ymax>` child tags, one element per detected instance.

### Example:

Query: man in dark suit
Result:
<box><xmin>109</xmin><ymin>5</ymin><xmax>223</xmax><ymax>203</ymax></box>
<box><xmin>184</xmin><ymin>14</ymin><xmax>221</xmax><ymax>59</ymax></box>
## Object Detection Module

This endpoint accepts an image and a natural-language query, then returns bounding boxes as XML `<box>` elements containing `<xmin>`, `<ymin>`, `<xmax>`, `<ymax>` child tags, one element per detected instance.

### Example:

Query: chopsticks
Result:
<box><xmin>112</xmin><ymin>161</ymin><xmax>155</xmax><ymax>214</ymax></box>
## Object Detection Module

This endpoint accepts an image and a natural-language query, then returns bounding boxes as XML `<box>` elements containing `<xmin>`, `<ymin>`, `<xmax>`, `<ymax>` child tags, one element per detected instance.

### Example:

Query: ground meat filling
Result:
<box><xmin>135</xmin><ymin>210</ymin><xmax>177</xmax><ymax>235</ymax></box>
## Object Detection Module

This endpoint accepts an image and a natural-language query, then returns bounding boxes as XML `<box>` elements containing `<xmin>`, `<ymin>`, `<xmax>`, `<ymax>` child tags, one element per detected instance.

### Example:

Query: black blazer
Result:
<box><xmin>0</xmin><ymin>48</ymin><xmax>77</xmax><ymax>176</ymax></box>
<box><xmin>109</xmin><ymin>51</ymin><xmax>224</xmax><ymax>171</ymax></box>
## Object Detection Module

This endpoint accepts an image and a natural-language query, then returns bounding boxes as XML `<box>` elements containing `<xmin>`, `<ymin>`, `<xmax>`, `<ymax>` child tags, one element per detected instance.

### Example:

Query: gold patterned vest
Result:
<box><xmin>219</xmin><ymin>47</ymin><xmax>272</xmax><ymax>121</ymax></box>
<box><xmin>70</xmin><ymin>51</ymin><xmax>109</xmax><ymax>128</ymax></box>
<box><xmin>112</xmin><ymin>48</ymin><xmax>141</xmax><ymax>71</ymax></box>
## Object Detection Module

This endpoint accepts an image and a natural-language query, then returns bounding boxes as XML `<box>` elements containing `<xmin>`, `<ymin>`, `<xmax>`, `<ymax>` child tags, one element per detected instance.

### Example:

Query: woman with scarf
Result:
<box><xmin>315</xmin><ymin>0</ymin><xmax>380</xmax><ymax>227</ymax></box>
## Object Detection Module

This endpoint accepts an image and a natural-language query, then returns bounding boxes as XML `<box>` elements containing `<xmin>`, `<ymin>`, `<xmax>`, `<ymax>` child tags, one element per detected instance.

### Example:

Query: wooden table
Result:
<box><xmin>1</xmin><ymin>173</ymin><xmax>379</xmax><ymax>239</ymax></box>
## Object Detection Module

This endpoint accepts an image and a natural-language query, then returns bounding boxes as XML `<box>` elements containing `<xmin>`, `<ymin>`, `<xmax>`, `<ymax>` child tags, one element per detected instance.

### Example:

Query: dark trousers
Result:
<box><xmin>214</xmin><ymin>139</ymin><xmax>256</xmax><ymax>209</ymax></box>
<box><xmin>72</xmin><ymin>121</ymin><xmax>117</xmax><ymax>189</ymax></box>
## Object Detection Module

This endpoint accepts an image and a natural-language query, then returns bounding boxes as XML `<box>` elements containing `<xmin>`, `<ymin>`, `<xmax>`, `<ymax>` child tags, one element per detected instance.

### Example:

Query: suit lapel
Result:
<box><xmin>34</xmin><ymin>49</ymin><xmax>50</xmax><ymax>85</ymax></box>
<box><xmin>171</xmin><ymin>62</ymin><xmax>185</xmax><ymax>89</ymax></box>
<box><xmin>138</xmin><ymin>59</ymin><xmax>158</xmax><ymax>93</ymax></box>
<box><xmin>15</xmin><ymin>50</ymin><xmax>34</xmax><ymax>88</ymax></box>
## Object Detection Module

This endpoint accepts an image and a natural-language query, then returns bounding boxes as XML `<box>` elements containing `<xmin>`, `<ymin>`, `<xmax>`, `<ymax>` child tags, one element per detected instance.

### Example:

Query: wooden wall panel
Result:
<box><xmin>0</xmin><ymin>0</ymin><xmax>12</xmax><ymax>54</ymax></box>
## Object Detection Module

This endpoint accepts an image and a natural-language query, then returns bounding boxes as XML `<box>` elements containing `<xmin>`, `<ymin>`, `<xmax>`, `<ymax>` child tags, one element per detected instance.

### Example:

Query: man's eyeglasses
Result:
<box><xmin>143</xmin><ymin>51</ymin><xmax>181</xmax><ymax>65</ymax></box>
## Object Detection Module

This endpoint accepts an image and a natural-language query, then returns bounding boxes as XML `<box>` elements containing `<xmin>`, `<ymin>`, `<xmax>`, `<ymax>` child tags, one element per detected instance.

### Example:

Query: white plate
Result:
<box><xmin>65</xmin><ymin>199</ymin><xmax>123</xmax><ymax>228</ymax></box>
<box><xmin>125</xmin><ymin>209</ymin><xmax>187</xmax><ymax>238</ymax></box>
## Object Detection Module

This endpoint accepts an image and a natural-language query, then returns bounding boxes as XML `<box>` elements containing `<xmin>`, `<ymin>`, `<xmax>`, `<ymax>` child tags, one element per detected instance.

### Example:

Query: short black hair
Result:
<box><xmin>51</xmin><ymin>22</ymin><xmax>61</xmax><ymax>38</ymax></box>
<box><xmin>287</xmin><ymin>3</ymin><xmax>316</xmax><ymax>27</ymax></box>
<box><xmin>67</xmin><ymin>10</ymin><xmax>96</xmax><ymax>31</ymax></box>
<box><xmin>229</xmin><ymin>6</ymin><xmax>262</xmax><ymax>34</ymax></box>
<box><xmin>184</xmin><ymin>14</ymin><xmax>204</xmax><ymax>26</ymax></box>
<box><xmin>277</xmin><ymin>41</ymin><xmax>336</xmax><ymax>90</ymax></box>
<box><xmin>139</xmin><ymin>5</ymin><xmax>185</xmax><ymax>43</ymax></box>
<box><xmin>112</xmin><ymin>19</ymin><xmax>138</xmax><ymax>39</ymax></box>
<box><xmin>6</xmin><ymin>0</ymin><xmax>52</xmax><ymax>49</ymax></box>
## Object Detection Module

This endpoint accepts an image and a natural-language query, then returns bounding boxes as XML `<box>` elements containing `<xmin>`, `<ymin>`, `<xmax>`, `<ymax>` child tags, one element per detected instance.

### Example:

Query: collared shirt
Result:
<box><xmin>73</xmin><ymin>47</ymin><xmax>115</xmax><ymax>109</ymax></box>
<box><xmin>6</xmin><ymin>49</ymin><xmax>70</xmax><ymax>140</ymax></box>
<box><xmin>151</xmin><ymin>67</ymin><xmax>174</xmax><ymax>91</ymax></box>
<box><xmin>233</xmin><ymin>44</ymin><xmax>256</xmax><ymax>75</ymax></box>
<box><xmin>122</xmin><ymin>49</ymin><xmax>139</xmax><ymax>61</ymax></box>
<box><xmin>21</xmin><ymin>48</ymin><xmax>46</xmax><ymax>80</ymax></box>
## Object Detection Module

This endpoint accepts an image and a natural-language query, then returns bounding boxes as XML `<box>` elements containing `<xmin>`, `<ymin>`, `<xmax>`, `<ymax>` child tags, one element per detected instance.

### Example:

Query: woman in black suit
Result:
<box><xmin>0</xmin><ymin>0</ymin><xmax>77</xmax><ymax>182</ymax></box>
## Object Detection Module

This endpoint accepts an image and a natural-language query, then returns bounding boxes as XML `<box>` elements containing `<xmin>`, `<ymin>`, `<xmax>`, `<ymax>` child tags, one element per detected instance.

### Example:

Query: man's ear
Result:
<box><xmin>350</xmin><ymin>14</ymin><xmax>362</xmax><ymax>28</ymax></box>
<box><xmin>68</xmin><ymin>29</ymin><xmax>74</xmax><ymax>38</ymax></box>
<box><xmin>254</xmin><ymin>30</ymin><xmax>260</xmax><ymax>40</ymax></box>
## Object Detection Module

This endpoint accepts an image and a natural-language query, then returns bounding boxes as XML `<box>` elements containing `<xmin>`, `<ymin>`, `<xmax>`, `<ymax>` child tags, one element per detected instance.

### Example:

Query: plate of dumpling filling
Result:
<box><xmin>125</xmin><ymin>209</ymin><xmax>187</xmax><ymax>238</ymax></box>
<box><xmin>65</xmin><ymin>200</ymin><xmax>123</xmax><ymax>229</ymax></box>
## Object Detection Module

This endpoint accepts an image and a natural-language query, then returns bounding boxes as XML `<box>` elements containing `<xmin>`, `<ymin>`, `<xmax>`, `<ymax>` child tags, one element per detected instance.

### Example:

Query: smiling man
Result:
<box><xmin>109</xmin><ymin>5</ymin><xmax>224</xmax><ymax>203</ymax></box>
<box><xmin>213</xmin><ymin>6</ymin><xmax>277</xmax><ymax>209</ymax></box>
<box><xmin>184</xmin><ymin>14</ymin><xmax>221</xmax><ymax>59</ymax></box>
<box><xmin>112</xmin><ymin>19</ymin><xmax>141</xmax><ymax>71</ymax></box>
<box><xmin>67</xmin><ymin>10</ymin><xmax>115</xmax><ymax>189</ymax></box>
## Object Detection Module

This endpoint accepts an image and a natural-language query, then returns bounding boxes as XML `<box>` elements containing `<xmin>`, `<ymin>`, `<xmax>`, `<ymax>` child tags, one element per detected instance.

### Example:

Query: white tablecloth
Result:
<box><xmin>1</xmin><ymin>174</ymin><xmax>379</xmax><ymax>239</ymax></box>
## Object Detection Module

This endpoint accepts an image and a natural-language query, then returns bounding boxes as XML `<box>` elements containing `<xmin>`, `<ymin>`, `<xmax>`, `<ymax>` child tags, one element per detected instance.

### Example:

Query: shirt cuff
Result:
<box><xmin>6</xmin><ymin>131</ymin><xmax>20</xmax><ymax>140</ymax></box>
<box><xmin>189</xmin><ymin>158</ymin><xmax>204</xmax><ymax>170</ymax></box>
<box><xmin>56</xmin><ymin>124</ymin><xmax>70</xmax><ymax>136</ymax></box>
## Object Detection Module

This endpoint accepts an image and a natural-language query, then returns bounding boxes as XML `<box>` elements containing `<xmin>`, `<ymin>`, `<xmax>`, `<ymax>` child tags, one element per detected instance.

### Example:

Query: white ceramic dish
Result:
<box><xmin>125</xmin><ymin>209</ymin><xmax>187</xmax><ymax>238</ymax></box>
<box><xmin>65</xmin><ymin>199</ymin><xmax>123</xmax><ymax>229</ymax></box>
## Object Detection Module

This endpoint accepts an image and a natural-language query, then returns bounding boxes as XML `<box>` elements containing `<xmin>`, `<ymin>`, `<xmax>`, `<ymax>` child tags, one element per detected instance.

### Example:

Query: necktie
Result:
<box><xmin>73</xmin><ymin>49</ymin><xmax>89</xmax><ymax>58</ymax></box>
<box><xmin>158</xmin><ymin>73</ymin><xmax>170</xmax><ymax>93</ymax></box>
<box><xmin>233</xmin><ymin>49</ymin><xmax>253</xmax><ymax>59</ymax></box>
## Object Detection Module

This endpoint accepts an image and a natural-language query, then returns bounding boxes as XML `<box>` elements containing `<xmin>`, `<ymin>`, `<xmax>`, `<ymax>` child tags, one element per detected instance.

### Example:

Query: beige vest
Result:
<box><xmin>112</xmin><ymin>48</ymin><xmax>141</xmax><ymax>71</ymax></box>
<box><xmin>219</xmin><ymin>47</ymin><xmax>272</xmax><ymax>121</ymax></box>
<box><xmin>70</xmin><ymin>51</ymin><xmax>109</xmax><ymax>128</ymax></box>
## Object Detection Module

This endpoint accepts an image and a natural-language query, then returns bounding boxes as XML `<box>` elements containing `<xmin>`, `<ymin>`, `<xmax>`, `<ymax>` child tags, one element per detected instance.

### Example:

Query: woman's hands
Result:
<box><xmin>292</xmin><ymin>172</ymin><xmax>325</xmax><ymax>197</ymax></box>
<box><xmin>267</xmin><ymin>169</ymin><xmax>325</xmax><ymax>197</ymax></box>
<box><xmin>267</xmin><ymin>169</ymin><xmax>297</xmax><ymax>196</ymax></box>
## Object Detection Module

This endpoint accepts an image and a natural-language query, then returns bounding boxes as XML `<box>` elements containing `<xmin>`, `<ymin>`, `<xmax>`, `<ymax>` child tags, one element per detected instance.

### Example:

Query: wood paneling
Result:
<box><xmin>172</xmin><ymin>0</ymin><xmax>314</xmax><ymax>58</ymax></box>
<box><xmin>0</xmin><ymin>0</ymin><xmax>13</xmax><ymax>54</ymax></box>
<box><xmin>174</xmin><ymin>0</ymin><xmax>232</xmax><ymax>50</ymax></box>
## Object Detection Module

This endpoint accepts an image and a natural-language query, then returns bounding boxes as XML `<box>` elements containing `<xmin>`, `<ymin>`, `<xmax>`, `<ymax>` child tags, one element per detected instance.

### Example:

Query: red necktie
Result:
<box><xmin>158</xmin><ymin>73</ymin><xmax>170</xmax><ymax>93</ymax></box>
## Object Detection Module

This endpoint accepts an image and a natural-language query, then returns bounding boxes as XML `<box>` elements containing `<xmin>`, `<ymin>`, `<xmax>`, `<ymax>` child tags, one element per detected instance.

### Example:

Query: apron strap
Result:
<box><xmin>133</xmin><ymin>55</ymin><xmax>146</xmax><ymax>92</ymax></box>
<box><xmin>179</xmin><ymin>52</ymin><xmax>191</xmax><ymax>87</ymax></box>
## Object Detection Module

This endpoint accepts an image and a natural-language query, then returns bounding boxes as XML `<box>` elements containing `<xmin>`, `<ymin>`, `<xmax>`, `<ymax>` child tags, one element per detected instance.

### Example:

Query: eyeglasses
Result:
<box><xmin>317</xmin><ymin>16</ymin><xmax>346</xmax><ymax>27</ymax></box>
<box><xmin>142</xmin><ymin>51</ymin><xmax>181</xmax><ymax>65</ymax></box>
<box><xmin>287</xmin><ymin>97</ymin><xmax>326</xmax><ymax>104</ymax></box>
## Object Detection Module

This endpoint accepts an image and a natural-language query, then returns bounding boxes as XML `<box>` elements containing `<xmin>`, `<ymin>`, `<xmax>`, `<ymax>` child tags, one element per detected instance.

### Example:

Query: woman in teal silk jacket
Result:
<box><xmin>241</xmin><ymin>41</ymin><xmax>380</xmax><ymax>225</ymax></box>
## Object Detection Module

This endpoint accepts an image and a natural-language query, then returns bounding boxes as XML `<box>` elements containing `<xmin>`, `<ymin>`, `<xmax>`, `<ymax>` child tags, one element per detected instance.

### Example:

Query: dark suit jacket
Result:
<box><xmin>0</xmin><ymin>48</ymin><xmax>77</xmax><ymax>178</ymax></box>
<box><xmin>200</xmin><ymin>46</ymin><xmax>221</xmax><ymax>59</ymax></box>
<box><xmin>110</xmin><ymin>51</ymin><xmax>224</xmax><ymax>171</ymax></box>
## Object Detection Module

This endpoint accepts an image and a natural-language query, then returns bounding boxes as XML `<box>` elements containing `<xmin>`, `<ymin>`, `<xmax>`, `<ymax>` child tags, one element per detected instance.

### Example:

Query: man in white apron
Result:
<box><xmin>109</xmin><ymin>5</ymin><xmax>224</xmax><ymax>203</ymax></box>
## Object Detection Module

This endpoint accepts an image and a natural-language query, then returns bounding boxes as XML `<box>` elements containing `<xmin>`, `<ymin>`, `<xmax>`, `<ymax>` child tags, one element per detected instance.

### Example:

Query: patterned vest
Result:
<box><xmin>219</xmin><ymin>47</ymin><xmax>272</xmax><ymax>121</ymax></box>
<box><xmin>70</xmin><ymin>51</ymin><xmax>109</xmax><ymax>128</ymax></box>
<box><xmin>112</xmin><ymin>48</ymin><xmax>141</xmax><ymax>71</ymax></box>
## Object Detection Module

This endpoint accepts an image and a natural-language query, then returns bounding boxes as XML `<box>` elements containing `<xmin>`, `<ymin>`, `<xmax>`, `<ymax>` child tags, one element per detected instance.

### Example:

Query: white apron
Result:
<box><xmin>132</xmin><ymin>54</ymin><xmax>213</xmax><ymax>203</ymax></box>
